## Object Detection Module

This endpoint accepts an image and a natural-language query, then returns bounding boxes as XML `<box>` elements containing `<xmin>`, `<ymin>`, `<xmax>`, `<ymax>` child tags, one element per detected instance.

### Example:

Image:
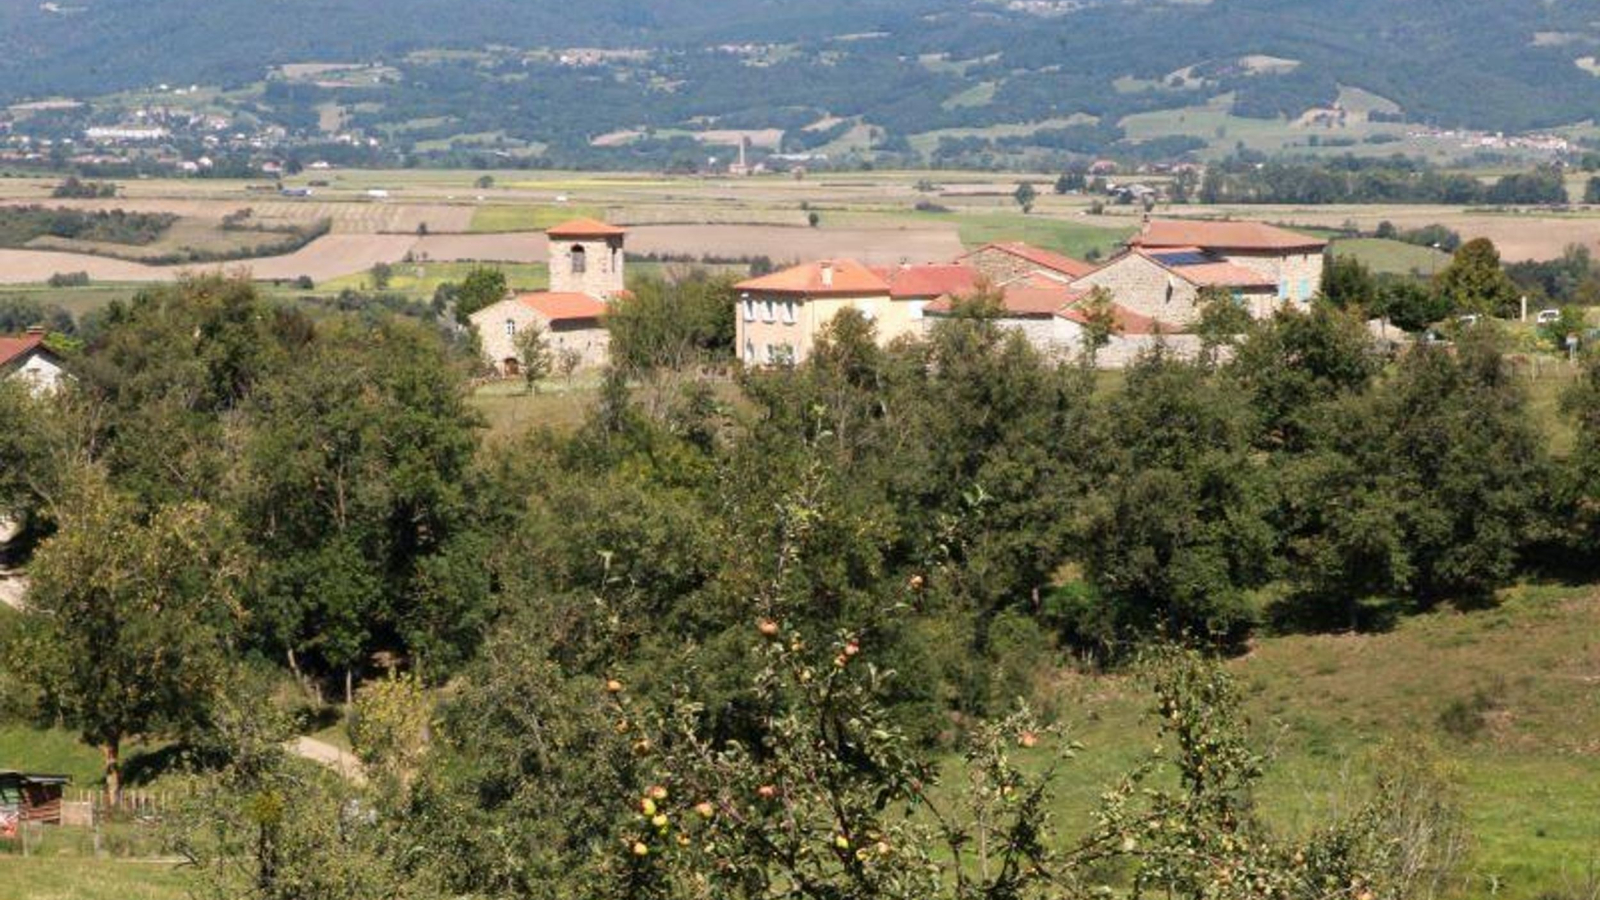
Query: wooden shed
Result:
<box><xmin>0</xmin><ymin>771</ymin><xmax>71</xmax><ymax>835</ymax></box>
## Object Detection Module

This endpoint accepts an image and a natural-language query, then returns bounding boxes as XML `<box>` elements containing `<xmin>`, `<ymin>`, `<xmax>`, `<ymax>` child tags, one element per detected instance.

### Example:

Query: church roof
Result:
<box><xmin>517</xmin><ymin>292</ymin><xmax>609</xmax><ymax>322</ymax></box>
<box><xmin>546</xmin><ymin>217</ymin><xmax>627</xmax><ymax>238</ymax></box>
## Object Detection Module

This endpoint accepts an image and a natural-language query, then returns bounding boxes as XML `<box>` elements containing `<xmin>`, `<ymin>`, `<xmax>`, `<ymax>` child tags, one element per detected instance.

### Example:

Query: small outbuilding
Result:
<box><xmin>0</xmin><ymin>771</ymin><xmax>71</xmax><ymax>834</ymax></box>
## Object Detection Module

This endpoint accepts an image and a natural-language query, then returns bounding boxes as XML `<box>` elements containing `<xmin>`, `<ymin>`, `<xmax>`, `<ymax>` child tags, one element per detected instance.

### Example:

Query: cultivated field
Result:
<box><xmin>1</xmin><ymin>170</ymin><xmax>1600</xmax><ymax>290</ymax></box>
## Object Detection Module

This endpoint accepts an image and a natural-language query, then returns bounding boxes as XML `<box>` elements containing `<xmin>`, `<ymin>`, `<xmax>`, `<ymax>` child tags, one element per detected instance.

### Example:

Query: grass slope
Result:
<box><xmin>1026</xmin><ymin>582</ymin><xmax>1600</xmax><ymax>900</ymax></box>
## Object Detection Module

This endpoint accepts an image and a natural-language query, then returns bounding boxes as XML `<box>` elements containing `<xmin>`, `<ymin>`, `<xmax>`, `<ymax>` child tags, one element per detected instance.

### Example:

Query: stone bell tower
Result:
<box><xmin>546</xmin><ymin>217</ymin><xmax>627</xmax><ymax>299</ymax></box>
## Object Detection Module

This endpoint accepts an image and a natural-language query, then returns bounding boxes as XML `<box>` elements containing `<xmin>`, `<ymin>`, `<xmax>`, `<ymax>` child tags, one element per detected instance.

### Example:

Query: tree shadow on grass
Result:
<box><xmin>120</xmin><ymin>743</ymin><xmax>189</xmax><ymax>787</ymax></box>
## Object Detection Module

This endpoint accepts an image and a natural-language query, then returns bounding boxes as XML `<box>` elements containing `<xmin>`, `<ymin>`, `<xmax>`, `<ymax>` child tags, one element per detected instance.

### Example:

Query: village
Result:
<box><xmin>459</xmin><ymin>211</ymin><xmax>1345</xmax><ymax>381</ymax></box>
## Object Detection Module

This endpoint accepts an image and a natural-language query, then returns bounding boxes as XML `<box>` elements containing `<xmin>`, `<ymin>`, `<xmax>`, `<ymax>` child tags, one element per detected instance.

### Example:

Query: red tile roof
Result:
<box><xmin>925</xmin><ymin>277</ymin><xmax>1084</xmax><ymax>317</ymax></box>
<box><xmin>1057</xmin><ymin>301</ymin><xmax>1169</xmax><ymax>336</ymax></box>
<box><xmin>0</xmin><ymin>333</ymin><xmax>46</xmax><ymax>368</ymax></box>
<box><xmin>882</xmin><ymin>263</ymin><xmax>981</xmax><ymax>300</ymax></box>
<box><xmin>1130</xmin><ymin>219</ymin><xmax>1325</xmax><ymax>252</ymax></box>
<box><xmin>546</xmin><ymin>217</ymin><xmax>627</xmax><ymax>238</ymax></box>
<box><xmin>963</xmin><ymin>242</ymin><xmax>1095</xmax><ymax>279</ymax></box>
<box><xmin>736</xmin><ymin>259</ymin><xmax>889</xmax><ymax>296</ymax></box>
<box><xmin>517</xmin><ymin>292</ymin><xmax>609</xmax><ymax>322</ymax></box>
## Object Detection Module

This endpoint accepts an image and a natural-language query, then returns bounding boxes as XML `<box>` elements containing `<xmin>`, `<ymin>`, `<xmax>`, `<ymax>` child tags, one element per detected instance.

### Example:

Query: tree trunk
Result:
<box><xmin>103</xmin><ymin>737</ymin><xmax>121</xmax><ymax>808</ymax></box>
<box><xmin>345</xmin><ymin>668</ymin><xmax>354</xmax><ymax>708</ymax></box>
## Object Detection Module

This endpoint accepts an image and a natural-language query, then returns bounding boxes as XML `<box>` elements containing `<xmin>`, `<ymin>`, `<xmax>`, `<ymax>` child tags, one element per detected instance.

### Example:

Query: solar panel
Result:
<box><xmin>1150</xmin><ymin>251</ymin><xmax>1213</xmax><ymax>267</ymax></box>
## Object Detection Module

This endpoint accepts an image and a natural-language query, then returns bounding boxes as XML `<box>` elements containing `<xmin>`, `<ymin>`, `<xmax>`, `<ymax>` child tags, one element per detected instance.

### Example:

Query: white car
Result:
<box><xmin>1536</xmin><ymin>309</ymin><xmax>1562</xmax><ymax>325</ymax></box>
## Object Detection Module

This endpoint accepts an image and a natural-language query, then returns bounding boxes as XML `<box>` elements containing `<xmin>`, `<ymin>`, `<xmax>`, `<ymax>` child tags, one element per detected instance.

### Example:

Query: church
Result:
<box><xmin>470</xmin><ymin>218</ymin><xmax>627</xmax><ymax>376</ymax></box>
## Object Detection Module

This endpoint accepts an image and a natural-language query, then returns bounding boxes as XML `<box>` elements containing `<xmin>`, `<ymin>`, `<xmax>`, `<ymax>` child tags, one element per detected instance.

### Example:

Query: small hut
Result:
<box><xmin>0</xmin><ymin>771</ymin><xmax>71</xmax><ymax>835</ymax></box>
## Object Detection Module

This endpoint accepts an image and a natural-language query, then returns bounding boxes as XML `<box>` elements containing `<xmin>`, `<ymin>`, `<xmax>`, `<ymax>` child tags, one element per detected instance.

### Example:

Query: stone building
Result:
<box><xmin>960</xmin><ymin>242</ymin><xmax>1095</xmax><ymax>285</ymax></box>
<box><xmin>1072</xmin><ymin>247</ymin><xmax>1279</xmax><ymax>326</ymax></box>
<box><xmin>734</xmin><ymin>260</ymin><xmax>984</xmax><ymax>366</ymax></box>
<box><xmin>470</xmin><ymin>218</ymin><xmax>625</xmax><ymax>376</ymax></box>
<box><xmin>923</xmin><ymin>273</ymin><xmax>1191</xmax><ymax>368</ymax></box>
<box><xmin>546</xmin><ymin>217</ymin><xmax>627</xmax><ymax>299</ymax></box>
<box><xmin>1127</xmin><ymin>218</ymin><xmax>1326</xmax><ymax>304</ymax></box>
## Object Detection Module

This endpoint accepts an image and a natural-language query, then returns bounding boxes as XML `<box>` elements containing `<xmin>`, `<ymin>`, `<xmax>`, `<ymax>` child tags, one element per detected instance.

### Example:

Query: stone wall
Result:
<box><xmin>471</xmin><ymin>299</ymin><xmax>609</xmax><ymax>374</ymax></box>
<box><xmin>1075</xmin><ymin>253</ymin><xmax>1202</xmax><ymax>325</ymax></box>
<box><xmin>549</xmin><ymin>236</ymin><xmax>626</xmax><ymax>297</ymax></box>
<box><xmin>1220</xmin><ymin>250</ymin><xmax>1324</xmax><ymax>303</ymax></box>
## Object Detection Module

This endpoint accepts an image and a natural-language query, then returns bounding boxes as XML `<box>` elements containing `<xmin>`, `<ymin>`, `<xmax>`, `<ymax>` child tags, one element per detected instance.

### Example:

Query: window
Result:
<box><xmin>909</xmin><ymin>300</ymin><xmax>926</xmax><ymax>320</ymax></box>
<box><xmin>742</xmin><ymin>297</ymin><xmax>755</xmax><ymax>322</ymax></box>
<box><xmin>1277</xmin><ymin>279</ymin><xmax>1288</xmax><ymax>300</ymax></box>
<box><xmin>762</xmin><ymin>300</ymin><xmax>775</xmax><ymax>322</ymax></box>
<box><xmin>772</xmin><ymin>343</ymin><xmax>796</xmax><ymax>366</ymax></box>
<box><xmin>855</xmin><ymin>299</ymin><xmax>876</xmax><ymax>321</ymax></box>
<box><xmin>1297</xmin><ymin>279</ymin><xmax>1311</xmax><ymax>300</ymax></box>
<box><xmin>744</xmin><ymin>339</ymin><xmax>755</xmax><ymax>363</ymax></box>
<box><xmin>570</xmin><ymin>244</ymin><xmax>587</xmax><ymax>274</ymax></box>
<box><xmin>782</xmin><ymin>301</ymin><xmax>796</xmax><ymax>324</ymax></box>
<box><xmin>505</xmin><ymin>319</ymin><xmax>516</xmax><ymax>337</ymax></box>
<box><xmin>1231</xmin><ymin>290</ymin><xmax>1245</xmax><ymax>306</ymax></box>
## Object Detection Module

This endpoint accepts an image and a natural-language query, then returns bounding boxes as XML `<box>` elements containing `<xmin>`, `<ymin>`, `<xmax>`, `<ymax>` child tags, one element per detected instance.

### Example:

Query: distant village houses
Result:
<box><xmin>735</xmin><ymin>218</ymin><xmax>1327</xmax><ymax>369</ymax></box>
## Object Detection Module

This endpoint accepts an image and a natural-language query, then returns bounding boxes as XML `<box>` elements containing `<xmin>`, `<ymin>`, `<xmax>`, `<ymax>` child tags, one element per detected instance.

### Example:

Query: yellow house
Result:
<box><xmin>735</xmin><ymin>260</ymin><xmax>895</xmax><ymax>366</ymax></box>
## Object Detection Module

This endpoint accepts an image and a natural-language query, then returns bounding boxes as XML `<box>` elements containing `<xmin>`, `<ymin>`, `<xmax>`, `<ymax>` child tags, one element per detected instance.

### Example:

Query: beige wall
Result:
<box><xmin>1077</xmin><ymin>253</ymin><xmax>1283</xmax><ymax>325</ymax></box>
<box><xmin>5</xmin><ymin>353</ymin><xmax>66</xmax><ymax>394</ymax></box>
<box><xmin>1076</xmin><ymin>254</ymin><xmax>1204</xmax><ymax>324</ymax></box>
<box><xmin>549</xmin><ymin>236</ymin><xmax>626</xmax><ymax>297</ymax></box>
<box><xmin>737</xmin><ymin>290</ymin><xmax>917</xmax><ymax>365</ymax></box>
<box><xmin>471</xmin><ymin>299</ymin><xmax>611</xmax><ymax>374</ymax></box>
<box><xmin>1219</xmin><ymin>250</ymin><xmax>1324</xmax><ymax>304</ymax></box>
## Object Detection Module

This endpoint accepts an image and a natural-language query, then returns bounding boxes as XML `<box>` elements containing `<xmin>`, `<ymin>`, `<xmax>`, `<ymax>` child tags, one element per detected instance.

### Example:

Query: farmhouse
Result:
<box><xmin>960</xmin><ymin>242</ymin><xmax>1095</xmax><ymax>285</ymax></box>
<box><xmin>0</xmin><ymin>329</ymin><xmax>67</xmax><ymax>393</ymax></box>
<box><xmin>924</xmin><ymin>273</ymin><xmax>1188</xmax><ymax>367</ymax></box>
<box><xmin>471</xmin><ymin>218</ymin><xmax>625</xmax><ymax>375</ymax></box>
<box><xmin>736</xmin><ymin>260</ymin><xmax>893</xmax><ymax>366</ymax></box>
<box><xmin>1127</xmin><ymin>218</ymin><xmax>1326</xmax><ymax>304</ymax></box>
<box><xmin>1072</xmin><ymin>246</ymin><xmax>1279</xmax><ymax>326</ymax></box>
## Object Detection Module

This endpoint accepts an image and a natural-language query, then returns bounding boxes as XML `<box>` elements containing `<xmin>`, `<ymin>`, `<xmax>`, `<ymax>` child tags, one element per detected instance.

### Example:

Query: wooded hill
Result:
<box><xmin>4</xmin><ymin>0</ymin><xmax>1600</xmax><ymax>156</ymax></box>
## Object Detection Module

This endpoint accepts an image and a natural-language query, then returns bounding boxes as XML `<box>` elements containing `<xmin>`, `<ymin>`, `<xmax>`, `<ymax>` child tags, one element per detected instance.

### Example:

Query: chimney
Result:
<box><xmin>820</xmin><ymin>261</ymin><xmax>833</xmax><ymax>288</ymax></box>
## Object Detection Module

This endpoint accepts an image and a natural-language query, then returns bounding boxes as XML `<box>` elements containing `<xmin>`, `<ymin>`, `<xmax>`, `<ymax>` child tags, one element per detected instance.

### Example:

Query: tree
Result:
<box><xmin>1076</xmin><ymin>285</ymin><xmax>1120</xmax><ymax>365</ymax></box>
<box><xmin>1585</xmin><ymin>176</ymin><xmax>1600</xmax><ymax>205</ymax></box>
<box><xmin>1013</xmin><ymin>181</ymin><xmax>1038</xmax><ymax>213</ymax></box>
<box><xmin>454</xmin><ymin>266</ymin><xmax>509</xmax><ymax>324</ymax></box>
<box><xmin>1374</xmin><ymin>278</ymin><xmax>1452</xmax><ymax>333</ymax></box>
<box><xmin>515</xmin><ymin>319</ymin><xmax>553</xmax><ymax>393</ymax></box>
<box><xmin>1081</xmin><ymin>352</ymin><xmax>1274</xmax><ymax>648</ymax></box>
<box><xmin>556</xmin><ymin>347</ymin><xmax>583</xmax><ymax>383</ymax></box>
<box><xmin>1434</xmin><ymin>238</ymin><xmax>1519</xmax><ymax>318</ymax></box>
<box><xmin>237</xmin><ymin>316</ymin><xmax>483</xmax><ymax>692</ymax></box>
<box><xmin>8</xmin><ymin>471</ymin><xmax>248</xmax><ymax>802</ymax></box>
<box><xmin>1321</xmin><ymin>254</ymin><xmax>1378</xmax><ymax>309</ymax></box>
<box><xmin>807</xmin><ymin>211</ymin><xmax>821</xmax><ymax>228</ymax></box>
<box><xmin>475</xmin><ymin>175</ymin><xmax>496</xmax><ymax>189</ymax></box>
<box><xmin>605</xmin><ymin>273</ymin><xmax>737</xmax><ymax>375</ymax></box>
<box><xmin>370</xmin><ymin>261</ymin><xmax>394</xmax><ymax>291</ymax></box>
<box><xmin>1193</xmin><ymin>286</ymin><xmax>1254</xmax><ymax>365</ymax></box>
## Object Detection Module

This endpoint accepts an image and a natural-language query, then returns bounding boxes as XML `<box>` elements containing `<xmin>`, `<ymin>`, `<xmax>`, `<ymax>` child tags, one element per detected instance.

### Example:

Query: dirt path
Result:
<box><xmin>286</xmin><ymin>736</ymin><xmax>366</xmax><ymax>785</ymax></box>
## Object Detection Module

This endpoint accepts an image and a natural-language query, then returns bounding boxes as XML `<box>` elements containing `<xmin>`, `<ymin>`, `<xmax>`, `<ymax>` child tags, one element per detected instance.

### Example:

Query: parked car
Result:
<box><xmin>1536</xmin><ymin>308</ymin><xmax>1562</xmax><ymax>324</ymax></box>
<box><xmin>1456</xmin><ymin>314</ymin><xmax>1480</xmax><ymax>328</ymax></box>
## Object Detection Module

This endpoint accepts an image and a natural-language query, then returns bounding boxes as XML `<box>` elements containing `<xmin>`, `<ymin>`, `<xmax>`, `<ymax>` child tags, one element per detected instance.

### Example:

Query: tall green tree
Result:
<box><xmin>453</xmin><ymin>266</ymin><xmax>509</xmax><ymax>324</ymax></box>
<box><xmin>9</xmin><ymin>471</ymin><xmax>248</xmax><ymax>801</ymax></box>
<box><xmin>1434</xmin><ymin>238</ymin><xmax>1519</xmax><ymax>318</ymax></box>
<box><xmin>237</xmin><ymin>316</ymin><xmax>483</xmax><ymax>690</ymax></box>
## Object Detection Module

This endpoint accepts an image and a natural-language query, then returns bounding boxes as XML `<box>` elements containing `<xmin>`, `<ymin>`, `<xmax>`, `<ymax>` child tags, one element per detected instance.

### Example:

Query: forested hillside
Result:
<box><xmin>4</xmin><ymin>0</ymin><xmax>1600</xmax><ymax>149</ymax></box>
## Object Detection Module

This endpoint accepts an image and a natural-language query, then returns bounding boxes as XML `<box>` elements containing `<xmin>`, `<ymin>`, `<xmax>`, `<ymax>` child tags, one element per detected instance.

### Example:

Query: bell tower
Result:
<box><xmin>546</xmin><ymin>218</ymin><xmax>627</xmax><ymax>298</ymax></box>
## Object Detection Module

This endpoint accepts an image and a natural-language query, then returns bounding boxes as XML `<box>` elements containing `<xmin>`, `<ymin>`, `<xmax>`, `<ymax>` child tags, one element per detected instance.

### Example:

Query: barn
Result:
<box><xmin>0</xmin><ymin>771</ymin><xmax>71</xmax><ymax>835</ymax></box>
